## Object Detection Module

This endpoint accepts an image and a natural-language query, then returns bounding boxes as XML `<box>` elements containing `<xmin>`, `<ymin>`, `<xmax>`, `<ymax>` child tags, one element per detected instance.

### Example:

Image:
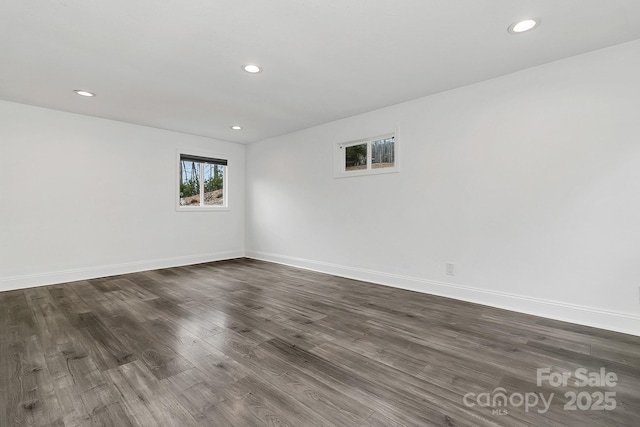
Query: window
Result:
<box><xmin>345</xmin><ymin>143</ymin><xmax>368</xmax><ymax>171</ymax></box>
<box><xmin>334</xmin><ymin>133</ymin><xmax>398</xmax><ymax>178</ymax></box>
<box><xmin>178</xmin><ymin>153</ymin><xmax>227</xmax><ymax>209</ymax></box>
<box><xmin>371</xmin><ymin>137</ymin><xmax>396</xmax><ymax>169</ymax></box>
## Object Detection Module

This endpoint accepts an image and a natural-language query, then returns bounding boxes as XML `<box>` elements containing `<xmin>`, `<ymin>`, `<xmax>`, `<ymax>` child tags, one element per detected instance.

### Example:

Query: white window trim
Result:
<box><xmin>176</xmin><ymin>149</ymin><xmax>230</xmax><ymax>212</ymax></box>
<box><xmin>333</xmin><ymin>131</ymin><xmax>399</xmax><ymax>178</ymax></box>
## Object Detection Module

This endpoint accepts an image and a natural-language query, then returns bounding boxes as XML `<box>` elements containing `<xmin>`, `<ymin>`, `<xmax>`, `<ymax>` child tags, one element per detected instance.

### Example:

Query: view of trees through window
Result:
<box><xmin>371</xmin><ymin>137</ymin><xmax>395</xmax><ymax>168</ymax></box>
<box><xmin>345</xmin><ymin>143</ymin><xmax>368</xmax><ymax>171</ymax></box>
<box><xmin>344</xmin><ymin>136</ymin><xmax>395</xmax><ymax>172</ymax></box>
<box><xmin>179</xmin><ymin>156</ymin><xmax>225</xmax><ymax>207</ymax></box>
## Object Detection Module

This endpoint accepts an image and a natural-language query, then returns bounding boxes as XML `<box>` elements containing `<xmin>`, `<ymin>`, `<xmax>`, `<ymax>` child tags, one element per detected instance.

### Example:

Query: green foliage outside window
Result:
<box><xmin>180</xmin><ymin>162</ymin><xmax>223</xmax><ymax>197</ymax></box>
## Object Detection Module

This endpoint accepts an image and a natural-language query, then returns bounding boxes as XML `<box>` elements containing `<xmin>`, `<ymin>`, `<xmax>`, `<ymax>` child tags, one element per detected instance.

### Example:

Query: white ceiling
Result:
<box><xmin>2</xmin><ymin>1</ymin><xmax>639</xmax><ymax>144</ymax></box>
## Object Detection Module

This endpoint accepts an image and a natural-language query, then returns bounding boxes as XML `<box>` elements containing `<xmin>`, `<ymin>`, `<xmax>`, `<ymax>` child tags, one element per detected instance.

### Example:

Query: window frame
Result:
<box><xmin>333</xmin><ymin>132</ymin><xmax>399</xmax><ymax>178</ymax></box>
<box><xmin>176</xmin><ymin>150</ymin><xmax>229</xmax><ymax>212</ymax></box>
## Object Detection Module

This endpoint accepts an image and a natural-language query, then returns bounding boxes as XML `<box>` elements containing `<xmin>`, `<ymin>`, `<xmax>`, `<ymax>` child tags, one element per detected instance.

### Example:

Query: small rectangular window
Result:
<box><xmin>334</xmin><ymin>133</ymin><xmax>398</xmax><ymax>178</ymax></box>
<box><xmin>178</xmin><ymin>154</ymin><xmax>227</xmax><ymax>209</ymax></box>
<box><xmin>345</xmin><ymin>143</ymin><xmax>368</xmax><ymax>171</ymax></box>
<box><xmin>371</xmin><ymin>137</ymin><xmax>395</xmax><ymax>169</ymax></box>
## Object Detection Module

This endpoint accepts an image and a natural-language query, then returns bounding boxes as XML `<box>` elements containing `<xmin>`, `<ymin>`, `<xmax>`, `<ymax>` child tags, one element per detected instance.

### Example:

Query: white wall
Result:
<box><xmin>0</xmin><ymin>101</ymin><xmax>245</xmax><ymax>290</ymax></box>
<box><xmin>246</xmin><ymin>40</ymin><xmax>640</xmax><ymax>335</ymax></box>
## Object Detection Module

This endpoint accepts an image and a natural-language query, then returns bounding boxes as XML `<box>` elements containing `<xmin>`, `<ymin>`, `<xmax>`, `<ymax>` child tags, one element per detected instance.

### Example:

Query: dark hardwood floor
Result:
<box><xmin>0</xmin><ymin>258</ymin><xmax>638</xmax><ymax>426</ymax></box>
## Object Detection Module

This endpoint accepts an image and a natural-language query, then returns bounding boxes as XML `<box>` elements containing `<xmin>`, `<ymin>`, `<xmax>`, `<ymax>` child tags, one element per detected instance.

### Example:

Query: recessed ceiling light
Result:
<box><xmin>230</xmin><ymin>125</ymin><xmax>243</xmax><ymax>130</ymax></box>
<box><xmin>74</xmin><ymin>90</ymin><xmax>96</xmax><ymax>97</ymax></box>
<box><xmin>242</xmin><ymin>64</ymin><xmax>262</xmax><ymax>74</ymax></box>
<box><xmin>508</xmin><ymin>19</ymin><xmax>539</xmax><ymax>34</ymax></box>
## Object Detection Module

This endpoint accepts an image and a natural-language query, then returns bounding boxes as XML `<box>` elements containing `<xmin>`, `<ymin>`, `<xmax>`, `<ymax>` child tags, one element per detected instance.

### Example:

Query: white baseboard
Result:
<box><xmin>0</xmin><ymin>250</ymin><xmax>244</xmax><ymax>292</ymax></box>
<box><xmin>246</xmin><ymin>251</ymin><xmax>640</xmax><ymax>337</ymax></box>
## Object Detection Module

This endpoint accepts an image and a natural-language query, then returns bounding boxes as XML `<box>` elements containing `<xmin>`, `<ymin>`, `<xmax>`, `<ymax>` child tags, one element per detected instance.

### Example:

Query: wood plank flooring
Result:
<box><xmin>1</xmin><ymin>258</ymin><xmax>639</xmax><ymax>426</ymax></box>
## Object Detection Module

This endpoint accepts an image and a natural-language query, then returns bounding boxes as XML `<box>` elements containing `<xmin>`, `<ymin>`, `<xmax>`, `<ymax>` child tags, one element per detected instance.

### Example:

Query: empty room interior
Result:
<box><xmin>1</xmin><ymin>1</ymin><xmax>640</xmax><ymax>426</ymax></box>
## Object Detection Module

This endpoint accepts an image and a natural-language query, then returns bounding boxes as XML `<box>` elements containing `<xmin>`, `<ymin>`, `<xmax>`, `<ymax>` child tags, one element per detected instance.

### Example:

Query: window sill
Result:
<box><xmin>333</xmin><ymin>167</ymin><xmax>399</xmax><ymax>179</ymax></box>
<box><xmin>176</xmin><ymin>206</ymin><xmax>230</xmax><ymax>212</ymax></box>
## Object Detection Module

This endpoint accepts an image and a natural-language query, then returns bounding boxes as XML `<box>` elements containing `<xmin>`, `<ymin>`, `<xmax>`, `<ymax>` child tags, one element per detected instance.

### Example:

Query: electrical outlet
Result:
<box><xmin>446</xmin><ymin>263</ymin><xmax>455</xmax><ymax>276</ymax></box>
